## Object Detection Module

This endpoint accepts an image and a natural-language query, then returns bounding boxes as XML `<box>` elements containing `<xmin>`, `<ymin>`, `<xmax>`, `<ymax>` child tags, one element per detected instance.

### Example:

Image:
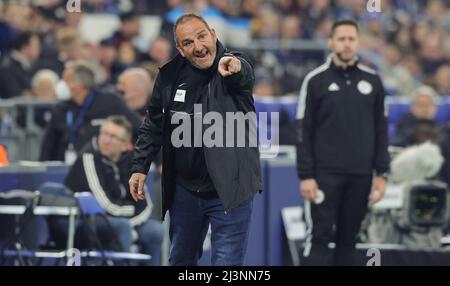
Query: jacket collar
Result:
<box><xmin>159</xmin><ymin>40</ymin><xmax>226</xmax><ymax>82</ymax></box>
<box><xmin>329</xmin><ymin>53</ymin><xmax>359</xmax><ymax>73</ymax></box>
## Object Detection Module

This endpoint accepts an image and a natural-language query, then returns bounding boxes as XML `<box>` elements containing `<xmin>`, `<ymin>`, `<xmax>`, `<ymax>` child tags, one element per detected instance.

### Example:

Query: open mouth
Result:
<box><xmin>195</xmin><ymin>50</ymin><xmax>209</xmax><ymax>59</ymax></box>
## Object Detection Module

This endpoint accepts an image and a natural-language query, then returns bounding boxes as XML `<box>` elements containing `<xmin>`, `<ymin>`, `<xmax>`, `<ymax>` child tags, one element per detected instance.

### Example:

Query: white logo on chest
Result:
<box><xmin>357</xmin><ymin>80</ymin><xmax>373</xmax><ymax>95</ymax></box>
<box><xmin>174</xmin><ymin>89</ymin><xmax>186</xmax><ymax>102</ymax></box>
<box><xmin>328</xmin><ymin>82</ymin><xmax>340</xmax><ymax>91</ymax></box>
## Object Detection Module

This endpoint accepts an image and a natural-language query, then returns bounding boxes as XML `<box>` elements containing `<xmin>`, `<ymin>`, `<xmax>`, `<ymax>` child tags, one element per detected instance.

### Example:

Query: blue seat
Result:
<box><xmin>75</xmin><ymin>192</ymin><xmax>106</xmax><ymax>216</ymax></box>
<box><xmin>74</xmin><ymin>192</ymin><xmax>151</xmax><ymax>265</ymax></box>
<box><xmin>254</xmin><ymin>96</ymin><xmax>450</xmax><ymax>143</ymax></box>
<box><xmin>387</xmin><ymin>101</ymin><xmax>410</xmax><ymax>125</ymax></box>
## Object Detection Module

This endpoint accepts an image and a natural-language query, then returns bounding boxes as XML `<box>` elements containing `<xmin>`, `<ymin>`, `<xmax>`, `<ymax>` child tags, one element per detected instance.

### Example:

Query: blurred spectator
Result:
<box><xmin>15</xmin><ymin>70</ymin><xmax>59</xmax><ymax>130</ymax></box>
<box><xmin>79</xmin><ymin>42</ymin><xmax>99</xmax><ymax>63</ymax></box>
<box><xmin>253</xmin><ymin>66</ymin><xmax>281</xmax><ymax>96</ymax></box>
<box><xmin>160</xmin><ymin>0</ymin><xmax>223</xmax><ymax>39</ymax></box>
<box><xmin>32</xmin><ymin>4</ymin><xmax>66</xmax><ymax>62</ymax></box>
<box><xmin>0</xmin><ymin>0</ymin><xmax>450</xmax><ymax>166</ymax></box>
<box><xmin>118</xmin><ymin>41</ymin><xmax>138</xmax><ymax>66</ymax></box>
<box><xmin>393</xmin><ymin>86</ymin><xmax>438</xmax><ymax>147</ymax></box>
<box><xmin>253</xmin><ymin>6</ymin><xmax>281</xmax><ymax>39</ymax></box>
<box><xmin>446</xmin><ymin>42</ymin><xmax>450</xmax><ymax>67</ymax></box>
<box><xmin>116</xmin><ymin>67</ymin><xmax>154</xmax><ymax>118</ymax></box>
<box><xmin>210</xmin><ymin>0</ymin><xmax>234</xmax><ymax>15</ymax></box>
<box><xmin>400</xmin><ymin>53</ymin><xmax>424</xmax><ymax>83</ymax></box>
<box><xmin>280</xmin><ymin>15</ymin><xmax>303</xmax><ymax>41</ymax></box>
<box><xmin>1</xmin><ymin>2</ymin><xmax>33</xmax><ymax>32</ymax></box>
<box><xmin>132</xmin><ymin>0</ymin><xmax>172</xmax><ymax>15</ymax></box>
<box><xmin>418</xmin><ymin>31</ymin><xmax>448</xmax><ymax>76</ymax></box>
<box><xmin>141</xmin><ymin>61</ymin><xmax>160</xmax><ymax>83</ymax></box>
<box><xmin>40</xmin><ymin>60</ymin><xmax>141</xmax><ymax>161</ymax></box>
<box><xmin>379</xmin><ymin>44</ymin><xmax>419</xmax><ymax>96</ymax></box>
<box><xmin>424</xmin><ymin>0</ymin><xmax>450</xmax><ymax>28</ymax></box>
<box><xmin>83</xmin><ymin>0</ymin><xmax>119</xmax><ymax>14</ymax></box>
<box><xmin>104</xmin><ymin>11</ymin><xmax>141</xmax><ymax>50</ymax></box>
<box><xmin>363</xmin><ymin>12</ymin><xmax>384</xmax><ymax>38</ymax></box>
<box><xmin>253</xmin><ymin>79</ymin><xmax>278</xmax><ymax>97</ymax></box>
<box><xmin>0</xmin><ymin>4</ymin><xmax>16</xmax><ymax>59</ymax></box>
<box><xmin>302</xmin><ymin>0</ymin><xmax>332</xmax><ymax>35</ymax></box>
<box><xmin>31</xmin><ymin>69</ymin><xmax>59</xmax><ymax>99</ymax></box>
<box><xmin>26</xmin><ymin>69</ymin><xmax>59</xmax><ymax>128</ymax></box>
<box><xmin>98</xmin><ymin>39</ymin><xmax>126</xmax><ymax>85</ymax></box>
<box><xmin>61</xmin><ymin>116</ymin><xmax>164</xmax><ymax>265</ymax></box>
<box><xmin>0</xmin><ymin>31</ymin><xmax>41</xmax><ymax>98</ymax></box>
<box><xmin>65</xmin><ymin>9</ymin><xmax>82</xmax><ymax>29</ymax></box>
<box><xmin>141</xmin><ymin>36</ymin><xmax>173</xmax><ymax>67</ymax></box>
<box><xmin>268</xmin><ymin>0</ymin><xmax>305</xmax><ymax>15</ymax></box>
<box><xmin>393</xmin><ymin>26</ymin><xmax>414</xmax><ymax>54</ymax></box>
<box><xmin>34</xmin><ymin>27</ymin><xmax>82</xmax><ymax>77</ymax></box>
<box><xmin>240</xmin><ymin>0</ymin><xmax>262</xmax><ymax>19</ymax></box>
<box><xmin>433</xmin><ymin>65</ymin><xmax>450</xmax><ymax>96</ymax></box>
<box><xmin>313</xmin><ymin>17</ymin><xmax>333</xmax><ymax>43</ymax></box>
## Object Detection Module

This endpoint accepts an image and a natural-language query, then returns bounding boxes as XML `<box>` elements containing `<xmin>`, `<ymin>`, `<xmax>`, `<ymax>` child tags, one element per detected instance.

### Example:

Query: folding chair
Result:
<box><xmin>74</xmin><ymin>192</ymin><xmax>151</xmax><ymax>265</ymax></box>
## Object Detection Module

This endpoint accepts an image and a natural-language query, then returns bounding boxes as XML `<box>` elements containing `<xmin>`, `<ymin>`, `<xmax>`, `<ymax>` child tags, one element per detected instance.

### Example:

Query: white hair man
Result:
<box><xmin>116</xmin><ymin>67</ymin><xmax>154</xmax><ymax>118</ymax></box>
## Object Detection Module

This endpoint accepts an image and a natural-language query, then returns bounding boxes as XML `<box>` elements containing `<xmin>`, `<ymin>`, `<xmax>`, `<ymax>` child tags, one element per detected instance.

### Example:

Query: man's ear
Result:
<box><xmin>123</xmin><ymin>142</ymin><xmax>133</xmax><ymax>152</ymax></box>
<box><xmin>176</xmin><ymin>44</ymin><xmax>185</xmax><ymax>58</ymax></box>
<box><xmin>211</xmin><ymin>28</ymin><xmax>217</xmax><ymax>43</ymax></box>
<box><xmin>327</xmin><ymin>38</ymin><xmax>333</xmax><ymax>50</ymax></box>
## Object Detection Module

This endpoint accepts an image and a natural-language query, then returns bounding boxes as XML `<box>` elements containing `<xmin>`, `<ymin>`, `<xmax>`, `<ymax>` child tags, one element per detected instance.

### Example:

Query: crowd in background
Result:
<box><xmin>0</xmin><ymin>0</ymin><xmax>450</xmax><ymax>161</ymax></box>
<box><xmin>0</xmin><ymin>0</ymin><xmax>449</xmax><ymax>98</ymax></box>
<box><xmin>0</xmin><ymin>0</ymin><xmax>450</xmax><ymax>259</ymax></box>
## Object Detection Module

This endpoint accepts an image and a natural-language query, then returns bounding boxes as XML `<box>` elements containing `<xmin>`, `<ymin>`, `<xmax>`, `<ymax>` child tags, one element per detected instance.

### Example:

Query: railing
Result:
<box><xmin>2</xmin><ymin>94</ymin><xmax>448</xmax><ymax>162</ymax></box>
<box><xmin>0</xmin><ymin>97</ymin><xmax>58</xmax><ymax>162</ymax></box>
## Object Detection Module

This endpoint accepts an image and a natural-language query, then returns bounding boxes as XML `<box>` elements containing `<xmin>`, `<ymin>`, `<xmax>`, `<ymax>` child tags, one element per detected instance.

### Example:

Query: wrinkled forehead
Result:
<box><xmin>176</xmin><ymin>18</ymin><xmax>210</xmax><ymax>40</ymax></box>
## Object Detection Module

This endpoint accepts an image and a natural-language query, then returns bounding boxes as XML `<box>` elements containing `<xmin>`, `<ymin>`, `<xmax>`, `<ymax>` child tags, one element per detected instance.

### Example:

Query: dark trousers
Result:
<box><xmin>168</xmin><ymin>184</ymin><xmax>253</xmax><ymax>266</ymax></box>
<box><xmin>302</xmin><ymin>172</ymin><xmax>372</xmax><ymax>266</ymax></box>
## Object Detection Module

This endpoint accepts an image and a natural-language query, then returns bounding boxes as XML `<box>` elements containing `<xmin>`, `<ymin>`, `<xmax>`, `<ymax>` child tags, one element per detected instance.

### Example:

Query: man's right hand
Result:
<box><xmin>299</xmin><ymin>179</ymin><xmax>319</xmax><ymax>202</ymax></box>
<box><xmin>129</xmin><ymin>173</ymin><xmax>147</xmax><ymax>201</ymax></box>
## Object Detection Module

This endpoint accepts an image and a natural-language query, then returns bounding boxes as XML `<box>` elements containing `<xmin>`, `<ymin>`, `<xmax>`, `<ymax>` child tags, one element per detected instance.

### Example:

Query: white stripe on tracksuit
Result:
<box><xmin>296</xmin><ymin>56</ymin><xmax>332</xmax><ymax>120</ymax></box>
<box><xmin>129</xmin><ymin>189</ymin><xmax>152</xmax><ymax>227</ymax></box>
<box><xmin>82</xmin><ymin>153</ymin><xmax>135</xmax><ymax>216</ymax></box>
<box><xmin>303</xmin><ymin>200</ymin><xmax>314</xmax><ymax>257</ymax></box>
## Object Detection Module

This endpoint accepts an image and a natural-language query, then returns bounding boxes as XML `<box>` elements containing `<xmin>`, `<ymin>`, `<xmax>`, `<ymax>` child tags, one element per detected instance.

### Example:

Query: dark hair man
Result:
<box><xmin>0</xmin><ymin>31</ymin><xmax>40</xmax><ymax>98</ymax></box>
<box><xmin>296</xmin><ymin>19</ymin><xmax>389</xmax><ymax>266</ymax></box>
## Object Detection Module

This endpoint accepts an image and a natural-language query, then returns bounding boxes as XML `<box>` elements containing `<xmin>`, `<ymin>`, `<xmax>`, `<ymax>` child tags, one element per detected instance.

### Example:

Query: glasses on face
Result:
<box><xmin>99</xmin><ymin>130</ymin><xmax>127</xmax><ymax>143</ymax></box>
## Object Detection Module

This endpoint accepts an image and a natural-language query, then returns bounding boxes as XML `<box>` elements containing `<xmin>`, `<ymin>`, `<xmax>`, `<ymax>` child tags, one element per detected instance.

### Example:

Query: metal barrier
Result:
<box><xmin>0</xmin><ymin>97</ymin><xmax>58</xmax><ymax>162</ymax></box>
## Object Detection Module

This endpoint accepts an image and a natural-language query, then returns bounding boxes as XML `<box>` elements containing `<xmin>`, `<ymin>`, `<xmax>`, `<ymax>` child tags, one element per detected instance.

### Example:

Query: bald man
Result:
<box><xmin>117</xmin><ymin>68</ymin><xmax>155</xmax><ymax>117</ymax></box>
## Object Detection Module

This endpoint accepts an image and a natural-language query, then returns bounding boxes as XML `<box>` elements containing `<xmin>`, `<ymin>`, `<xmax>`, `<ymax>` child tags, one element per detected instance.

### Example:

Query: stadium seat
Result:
<box><xmin>74</xmin><ymin>192</ymin><xmax>151</xmax><ymax>265</ymax></box>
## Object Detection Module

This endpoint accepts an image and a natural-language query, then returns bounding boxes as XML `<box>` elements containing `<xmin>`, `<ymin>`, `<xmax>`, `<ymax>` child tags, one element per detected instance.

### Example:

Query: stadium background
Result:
<box><xmin>0</xmin><ymin>0</ymin><xmax>450</xmax><ymax>266</ymax></box>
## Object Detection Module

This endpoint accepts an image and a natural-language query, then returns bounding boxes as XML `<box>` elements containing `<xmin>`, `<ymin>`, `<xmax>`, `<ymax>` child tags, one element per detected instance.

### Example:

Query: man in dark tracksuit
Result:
<box><xmin>56</xmin><ymin>116</ymin><xmax>164</xmax><ymax>265</ymax></box>
<box><xmin>129</xmin><ymin>14</ymin><xmax>262</xmax><ymax>266</ymax></box>
<box><xmin>296</xmin><ymin>20</ymin><xmax>389</xmax><ymax>266</ymax></box>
